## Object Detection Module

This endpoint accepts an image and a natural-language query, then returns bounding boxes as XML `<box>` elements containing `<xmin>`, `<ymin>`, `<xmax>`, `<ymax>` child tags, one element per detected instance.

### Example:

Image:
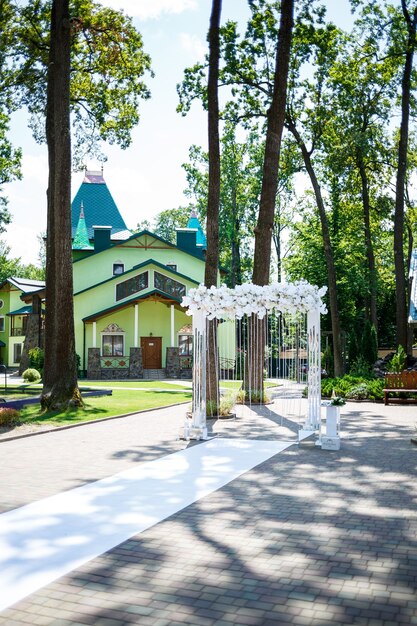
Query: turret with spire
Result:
<box><xmin>72</xmin><ymin>201</ymin><xmax>94</xmax><ymax>251</ymax></box>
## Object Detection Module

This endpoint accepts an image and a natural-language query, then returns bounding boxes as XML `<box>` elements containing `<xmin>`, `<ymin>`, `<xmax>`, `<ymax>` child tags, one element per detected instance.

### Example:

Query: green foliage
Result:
<box><xmin>330</xmin><ymin>396</ymin><xmax>345</xmax><ymax>406</ymax></box>
<box><xmin>22</xmin><ymin>368</ymin><xmax>41</xmax><ymax>382</ymax></box>
<box><xmin>0</xmin><ymin>407</ymin><xmax>21</xmax><ymax>426</ymax></box>
<box><xmin>387</xmin><ymin>345</ymin><xmax>407</xmax><ymax>372</ymax></box>
<box><xmin>206</xmin><ymin>393</ymin><xmax>237</xmax><ymax>418</ymax></box>
<box><xmin>29</xmin><ymin>347</ymin><xmax>44</xmax><ymax>374</ymax></box>
<box><xmin>7</xmin><ymin>0</ymin><xmax>153</xmax><ymax>166</ymax></box>
<box><xmin>349</xmin><ymin>356</ymin><xmax>372</xmax><ymax>378</ymax></box>
<box><xmin>348</xmin><ymin>330</ymin><xmax>359</xmax><ymax>368</ymax></box>
<box><xmin>152</xmin><ymin>207</ymin><xmax>190</xmax><ymax>243</ymax></box>
<box><xmin>362</xmin><ymin>321</ymin><xmax>378</xmax><ymax>366</ymax></box>
<box><xmin>322</xmin><ymin>344</ymin><xmax>334</xmax><ymax>377</ymax></box>
<box><xmin>322</xmin><ymin>375</ymin><xmax>384</xmax><ymax>402</ymax></box>
<box><xmin>235</xmin><ymin>388</ymin><xmax>270</xmax><ymax>404</ymax></box>
<box><xmin>345</xmin><ymin>383</ymin><xmax>370</xmax><ymax>401</ymax></box>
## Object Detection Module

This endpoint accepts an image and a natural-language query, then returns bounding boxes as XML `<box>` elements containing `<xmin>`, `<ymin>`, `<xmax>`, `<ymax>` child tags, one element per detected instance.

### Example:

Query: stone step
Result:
<box><xmin>143</xmin><ymin>369</ymin><xmax>167</xmax><ymax>380</ymax></box>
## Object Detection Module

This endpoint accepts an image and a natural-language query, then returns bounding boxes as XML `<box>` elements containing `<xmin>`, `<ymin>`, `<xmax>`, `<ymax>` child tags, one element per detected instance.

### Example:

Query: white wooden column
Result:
<box><xmin>134</xmin><ymin>304</ymin><xmax>139</xmax><ymax>347</ymax></box>
<box><xmin>183</xmin><ymin>310</ymin><xmax>207</xmax><ymax>440</ymax></box>
<box><xmin>92</xmin><ymin>322</ymin><xmax>97</xmax><ymax>348</ymax></box>
<box><xmin>170</xmin><ymin>305</ymin><xmax>175</xmax><ymax>347</ymax></box>
<box><xmin>306</xmin><ymin>307</ymin><xmax>321</xmax><ymax>431</ymax></box>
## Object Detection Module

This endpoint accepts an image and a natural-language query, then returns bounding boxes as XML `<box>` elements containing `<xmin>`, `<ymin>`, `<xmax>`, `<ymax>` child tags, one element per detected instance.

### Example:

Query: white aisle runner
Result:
<box><xmin>0</xmin><ymin>438</ymin><xmax>293</xmax><ymax>612</ymax></box>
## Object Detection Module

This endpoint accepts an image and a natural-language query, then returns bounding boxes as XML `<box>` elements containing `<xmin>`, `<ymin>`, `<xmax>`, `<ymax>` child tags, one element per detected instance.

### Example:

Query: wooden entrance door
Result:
<box><xmin>141</xmin><ymin>337</ymin><xmax>162</xmax><ymax>368</ymax></box>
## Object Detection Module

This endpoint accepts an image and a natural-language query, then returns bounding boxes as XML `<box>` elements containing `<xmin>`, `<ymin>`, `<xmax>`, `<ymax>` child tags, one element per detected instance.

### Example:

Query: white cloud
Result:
<box><xmin>98</xmin><ymin>0</ymin><xmax>197</xmax><ymax>20</ymax></box>
<box><xmin>21</xmin><ymin>153</ymin><xmax>48</xmax><ymax>185</ymax></box>
<box><xmin>179</xmin><ymin>33</ymin><xmax>207</xmax><ymax>61</ymax></box>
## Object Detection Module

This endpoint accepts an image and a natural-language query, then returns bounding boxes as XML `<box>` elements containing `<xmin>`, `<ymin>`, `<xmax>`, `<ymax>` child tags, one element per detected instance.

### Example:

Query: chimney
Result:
<box><xmin>93</xmin><ymin>225</ymin><xmax>112</xmax><ymax>252</ymax></box>
<box><xmin>176</xmin><ymin>228</ymin><xmax>197</xmax><ymax>254</ymax></box>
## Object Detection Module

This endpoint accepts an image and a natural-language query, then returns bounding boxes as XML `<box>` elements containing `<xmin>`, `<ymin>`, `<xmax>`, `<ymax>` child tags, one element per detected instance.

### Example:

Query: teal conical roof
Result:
<box><xmin>71</xmin><ymin>170</ymin><xmax>130</xmax><ymax>240</ymax></box>
<box><xmin>187</xmin><ymin>209</ymin><xmax>207</xmax><ymax>248</ymax></box>
<box><xmin>73</xmin><ymin>202</ymin><xmax>93</xmax><ymax>250</ymax></box>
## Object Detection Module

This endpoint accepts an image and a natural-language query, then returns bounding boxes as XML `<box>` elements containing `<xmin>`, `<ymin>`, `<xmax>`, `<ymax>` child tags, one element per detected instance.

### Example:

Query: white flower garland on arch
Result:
<box><xmin>182</xmin><ymin>281</ymin><xmax>327</xmax><ymax>320</ymax></box>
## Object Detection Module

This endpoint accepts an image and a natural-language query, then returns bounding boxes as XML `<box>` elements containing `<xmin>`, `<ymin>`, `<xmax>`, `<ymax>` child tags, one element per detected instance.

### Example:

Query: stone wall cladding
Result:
<box><xmin>129</xmin><ymin>347</ymin><xmax>143</xmax><ymax>379</ymax></box>
<box><xmin>166</xmin><ymin>347</ymin><xmax>180</xmax><ymax>378</ymax></box>
<box><xmin>87</xmin><ymin>348</ymin><xmax>101</xmax><ymax>380</ymax></box>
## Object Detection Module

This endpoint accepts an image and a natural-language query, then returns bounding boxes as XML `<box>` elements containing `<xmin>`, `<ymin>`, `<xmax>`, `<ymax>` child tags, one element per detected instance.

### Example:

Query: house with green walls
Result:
<box><xmin>0</xmin><ymin>277</ymin><xmax>45</xmax><ymax>369</ymax></box>
<box><xmin>0</xmin><ymin>169</ymin><xmax>234</xmax><ymax>378</ymax></box>
<box><xmin>70</xmin><ymin>169</ymin><xmax>219</xmax><ymax>379</ymax></box>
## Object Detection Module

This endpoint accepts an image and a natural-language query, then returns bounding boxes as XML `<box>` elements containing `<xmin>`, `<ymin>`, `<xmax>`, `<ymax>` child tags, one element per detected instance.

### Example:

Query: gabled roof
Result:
<box><xmin>7</xmin><ymin>305</ymin><xmax>45</xmax><ymax>316</ymax></box>
<box><xmin>0</xmin><ymin>277</ymin><xmax>45</xmax><ymax>294</ymax></box>
<box><xmin>71</xmin><ymin>170</ymin><xmax>130</xmax><ymax>240</ymax></box>
<box><xmin>74</xmin><ymin>258</ymin><xmax>199</xmax><ymax>297</ymax></box>
<box><xmin>73</xmin><ymin>230</ymin><xmax>207</xmax><ymax>265</ymax></box>
<box><xmin>82</xmin><ymin>289</ymin><xmax>184</xmax><ymax>322</ymax></box>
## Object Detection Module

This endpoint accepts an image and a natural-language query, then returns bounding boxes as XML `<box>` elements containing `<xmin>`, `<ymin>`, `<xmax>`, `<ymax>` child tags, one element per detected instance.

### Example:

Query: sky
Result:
<box><xmin>2</xmin><ymin>0</ymin><xmax>354</xmax><ymax>266</ymax></box>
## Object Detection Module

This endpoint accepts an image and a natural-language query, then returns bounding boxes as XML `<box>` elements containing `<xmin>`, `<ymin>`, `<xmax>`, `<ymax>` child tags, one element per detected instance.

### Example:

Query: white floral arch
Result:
<box><xmin>181</xmin><ymin>281</ymin><xmax>327</xmax><ymax>440</ymax></box>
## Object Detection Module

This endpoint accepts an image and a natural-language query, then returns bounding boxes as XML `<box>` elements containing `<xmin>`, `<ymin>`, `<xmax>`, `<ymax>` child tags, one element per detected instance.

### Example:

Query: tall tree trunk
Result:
<box><xmin>394</xmin><ymin>2</ymin><xmax>417</xmax><ymax>349</ymax></box>
<box><xmin>41</xmin><ymin>0</ymin><xmax>82</xmax><ymax>410</ymax></box>
<box><xmin>231</xmin><ymin>185</ymin><xmax>242</xmax><ymax>287</ymax></box>
<box><xmin>204</xmin><ymin>0</ymin><xmax>221</xmax><ymax>415</ymax></box>
<box><xmin>244</xmin><ymin>0</ymin><xmax>294</xmax><ymax>398</ymax></box>
<box><xmin>287</xmin><ymin>119</ymin><xmax>344</xmax><ymax>377</ymax></box>
<box><xmin>357</xmin><ymin>154</ymin><xmax>378</xmax><ymax>331</ymax></box>
<box><xmin>273</xmin><ymin>217</ymin><xmax>282</xmax><ymax>282</ymax></box>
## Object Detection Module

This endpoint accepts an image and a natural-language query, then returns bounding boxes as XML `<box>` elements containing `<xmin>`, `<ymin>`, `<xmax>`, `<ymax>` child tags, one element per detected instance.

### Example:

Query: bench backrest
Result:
<box><xmin>384</xmin><ymin>371</ymin><xmax>417</xmax><ymax>389</ymax></box>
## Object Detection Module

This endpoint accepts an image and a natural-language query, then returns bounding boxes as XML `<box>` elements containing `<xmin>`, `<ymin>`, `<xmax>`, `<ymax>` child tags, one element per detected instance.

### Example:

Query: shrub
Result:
<box><xmin>362</xmin><ymin>321</ymin><xmax>378</xmax><ymax>366</ymax></box>
<box><xmin>322</xmin><ymin>376</ymin><xmax>384</xmax><ymax>402</ymax></box>
<box><xmin>346</xmin><ymin>383</ymin><xmax>369</xmax><ymax>401</ymax></box>
<box><xmin>22</xmin><ymin>368</ymin><xmax>41</xmax><ymax>382</ymax></box>
<box><xmin>206</xmin><ymin>393</ymin><xmax>237</xmax><ymax>417</ymax></box>
<box><xmin>29</xmin><ymin>347</ymin><xmax>44</xmax><ymax>374</ymax></box>
<box><xmin>235</xmin><ymin>388</ymin><xmax>270</xmax><ymax>404</ymax></box>
<box><xmin>219</xmin><ymin>394</ymin><xmax>236</xmax><ymax>416</ymax></box>
<box><xmin>0</xmin><ymin>408</ymin><xmax>21</xmax><ymax>427</ymax></box>
<box><xmin>388</xmin><ymin>345</ymin><xmax>407</xmax><ymax>372</ymax></box>
<box><xmin>349</xmin><ymin>356</ymin><xmax>372</xmax><ymax>378</ymax></box>
<box><xmin>347</xmin><ymin>330</ymin><xmax>360</xmax><ymax>370</ymax></box>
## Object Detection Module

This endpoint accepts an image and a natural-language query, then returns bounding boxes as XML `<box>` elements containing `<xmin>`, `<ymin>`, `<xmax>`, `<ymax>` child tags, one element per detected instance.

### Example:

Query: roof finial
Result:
<box><xmin>80</xmin><ymin>200</ymin><xmax>85</xmax><ymax>219</ymax></box>
<box><xmin>190</xmin><ymin>207</ymin><xmax>198</xmax><ymax>219</ymax></box>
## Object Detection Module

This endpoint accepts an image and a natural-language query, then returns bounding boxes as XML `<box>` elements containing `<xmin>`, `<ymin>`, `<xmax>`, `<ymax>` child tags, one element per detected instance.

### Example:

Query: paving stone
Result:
<box><xmin>1</xmin><ymin>401</ymin><xmax>417</xmax><ymax>625</ymax></box>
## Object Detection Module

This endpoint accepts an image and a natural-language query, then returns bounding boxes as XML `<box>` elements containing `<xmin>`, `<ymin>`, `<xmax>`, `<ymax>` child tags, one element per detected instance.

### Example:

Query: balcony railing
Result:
<box><xmin>10</xmin><ymin>328</ymin><xmax>24</xmax><ymax>337</ymax></box>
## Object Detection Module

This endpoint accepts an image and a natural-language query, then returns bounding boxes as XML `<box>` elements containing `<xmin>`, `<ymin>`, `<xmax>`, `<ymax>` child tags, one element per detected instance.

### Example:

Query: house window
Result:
<box><xmin>179</xmin><ymin>334</ymin><xmax>193</xmax><ymax>356</ymax></box>
<box><xmin>13</xmin><ymin>343</ymin><xmax>22</xmax><ymax>363</ymax></box>
<box><xmin>116</xmin><ymin>271</ymin><xmax>148</xmax><ymax>301</ymax></box>
<box><xmin>102</xmin><ymin>334</ymin><xmax>124</xmax><ymax>357</ymax></box>
<box><xmin>166</xmin><ymin>263</ymin><xmax>177</xmax><ymax>272</ymax></box>
<box><xmin>113</xmin><ymin>263</ymin><xmax>124</xmax><ymax>276</ymax></box>
<box><xmin>0</xmin><ymin>316</ymin><xmax>4</xmax><ymax>332</ymax></box>
<box><xmin>154</xmin><ymin>271</ymin><xmax>186</xmax><ymax>299</ymax></box>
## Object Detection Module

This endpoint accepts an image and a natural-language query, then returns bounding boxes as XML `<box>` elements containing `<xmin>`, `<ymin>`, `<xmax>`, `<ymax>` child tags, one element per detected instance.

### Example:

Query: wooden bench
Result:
<box><xmin>383</xmin><ymin>371</ymin><xmax>417</xmax><ymax>405</ymax></box>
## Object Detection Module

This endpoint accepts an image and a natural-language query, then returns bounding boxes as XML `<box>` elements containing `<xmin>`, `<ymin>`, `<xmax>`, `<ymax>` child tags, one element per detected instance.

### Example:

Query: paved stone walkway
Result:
<box><xmin>0</xmin><ymin>400</ymin><xmax>416</xmax><ymax>625</ymax></box>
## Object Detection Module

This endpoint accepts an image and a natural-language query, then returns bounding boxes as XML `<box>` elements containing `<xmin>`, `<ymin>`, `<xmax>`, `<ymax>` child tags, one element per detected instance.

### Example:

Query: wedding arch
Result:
<box><xmin>181</xmin><ymin>281</ymin><xmax>327</xmax><ymax>440</ymax></box>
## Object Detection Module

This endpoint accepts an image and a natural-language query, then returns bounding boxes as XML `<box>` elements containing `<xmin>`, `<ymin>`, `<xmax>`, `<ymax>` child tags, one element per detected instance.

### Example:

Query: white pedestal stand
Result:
<box><xmin>317</xmin><ymin>401</ymin><xmax>341</xmax><ymax>450</ymax></box>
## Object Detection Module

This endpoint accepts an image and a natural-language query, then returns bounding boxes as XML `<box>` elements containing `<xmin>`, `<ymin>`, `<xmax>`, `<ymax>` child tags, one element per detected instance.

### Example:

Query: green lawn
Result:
<box><xmin>220</xmin><ymin>380</ymin><xmax>281</xmax><ymax>390</ymax></box>
<box><xmin>81</xmin><ymin>380</ymin><xmax>191</xmax><ymax>390</ymax></box>
<box><xmin>18</xmin><ymin>388</ymin><xmax>192</xmax><ymax>427</ymax></box>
